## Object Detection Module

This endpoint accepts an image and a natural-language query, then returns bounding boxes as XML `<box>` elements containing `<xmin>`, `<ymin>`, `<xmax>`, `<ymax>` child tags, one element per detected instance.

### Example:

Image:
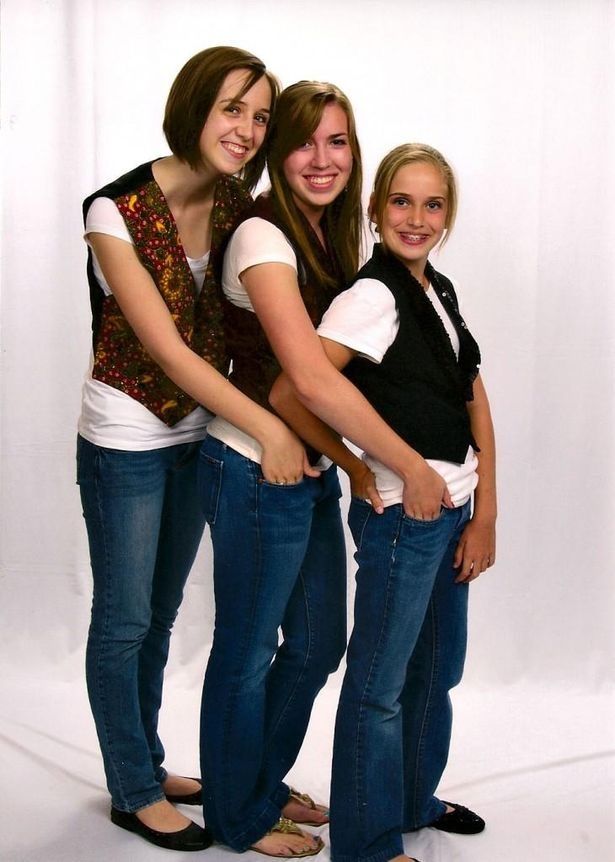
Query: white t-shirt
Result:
<box><xmin>207</xmin><ymin>218</ymin><xmax>334</xmax><ymax>467</ymax></box>
<box><xmin>318</xmin><ymin>276</ymin><xmax>479</xmax><ymax>508</ymax></box>
<box><xmin>78</xmin><ymin>196</ymin><xmax>213</xmax><ymax>451</ymax></box>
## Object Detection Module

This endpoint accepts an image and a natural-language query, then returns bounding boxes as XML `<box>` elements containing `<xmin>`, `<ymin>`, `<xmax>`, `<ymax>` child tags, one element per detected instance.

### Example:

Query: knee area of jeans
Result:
<box><xmin>90</xmin><ymin>614</ymin><xmax>156</xmax><ymax>646</ymax></box>
<box><xmin>149</xmin><ymin>605</ymin><xmax>180</xmax><ymax>632</ymax></box>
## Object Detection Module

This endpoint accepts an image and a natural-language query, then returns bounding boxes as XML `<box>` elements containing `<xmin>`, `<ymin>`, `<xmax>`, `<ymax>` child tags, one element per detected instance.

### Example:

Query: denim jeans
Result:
<box><xmin>330</xmin><ymin>499</ymin><xmax>471</xmax><ymax>862</ymax></box>
<box><xmin>76</xmin><ymin>434</ymin><xmax>206</xmax><ymax>812</ymax></box>
<box><xmin>198</xmin><ymin>436</ymin><xmax>347</xmax><ymax>850</ymax></box>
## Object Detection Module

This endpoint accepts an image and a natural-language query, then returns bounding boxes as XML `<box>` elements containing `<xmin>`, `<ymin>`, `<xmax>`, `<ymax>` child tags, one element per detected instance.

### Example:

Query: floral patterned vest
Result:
<box><xmin>82</xmin><ymin>160</ymin><xmax>252</xmax><ymax>426</ymax></box>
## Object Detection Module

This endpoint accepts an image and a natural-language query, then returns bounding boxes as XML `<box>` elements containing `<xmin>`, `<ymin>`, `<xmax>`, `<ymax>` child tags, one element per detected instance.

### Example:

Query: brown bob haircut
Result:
<box><xmin>163</xmin><ymin>46</ymin><xmax>279</xmax><ymax>191</ymax></box>
<box><xmin>266</xmin><ymin>81</ymin><xmax>363</xmax><ymax>286</ymax></box>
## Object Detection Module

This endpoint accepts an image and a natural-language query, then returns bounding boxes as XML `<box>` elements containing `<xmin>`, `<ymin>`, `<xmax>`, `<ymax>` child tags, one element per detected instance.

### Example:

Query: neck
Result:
<box><xmin>152</xmin><ymin>155</ymin><xmax>219</xmax><ymax>207</ymax></box>
<box><xmin>293</xmin><ymin>196</ymin><xmax>325</xmax><ymax>233</ymax></box>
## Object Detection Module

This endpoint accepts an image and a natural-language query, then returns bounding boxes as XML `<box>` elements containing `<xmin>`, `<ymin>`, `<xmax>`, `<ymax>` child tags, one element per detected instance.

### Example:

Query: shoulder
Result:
<box><xmin>429</xmin><ymin>263</ymin><xmax>460</xmax><ymax>293</ymax></box>
<box><xmin>84</xmin><ymin>197</ymin><xmax>133</xmax><ymax>245</ymax></box>
<box><xmin>83</xmin><ymin>160</ymin><xmax>156</xmax><ymax>220</ymax></box>
<box><xmin>334</xmin><ymin>277</ymin><xmax>396</xmax><ymax>312</ymax></box>
<box><xmin>318</xmin><ymin>277</ymin><xmax>399</xmax><ymax>362</ymax></box>
<box><xmin>215</xmin><ymin>173</ymin><xmax>253</xmax><ymax>210</ymax></box>
<box><xmin>228</xmin><ymin>218</ymin><xmax>297</xmax><ymax>270</ymax></box>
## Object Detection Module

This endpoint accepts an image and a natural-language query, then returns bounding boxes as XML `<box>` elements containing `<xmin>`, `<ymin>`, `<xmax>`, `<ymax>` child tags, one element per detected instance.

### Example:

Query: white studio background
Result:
<box><xmin>1</xmin><ymin>2</ymin><xmax>615</xmax><ymax>861</ymax></box>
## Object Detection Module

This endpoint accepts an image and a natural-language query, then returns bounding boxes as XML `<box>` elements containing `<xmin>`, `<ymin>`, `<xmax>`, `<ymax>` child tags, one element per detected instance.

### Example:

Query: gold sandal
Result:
<box><xmin>251</xmin><ymin>818</ymin><xmax>324</xmax><ymax>858</ymax></box>
<box><xmin>287</xmin><ymin>788</ymin><xmax>330</xmax><ymax>826</ymax></box>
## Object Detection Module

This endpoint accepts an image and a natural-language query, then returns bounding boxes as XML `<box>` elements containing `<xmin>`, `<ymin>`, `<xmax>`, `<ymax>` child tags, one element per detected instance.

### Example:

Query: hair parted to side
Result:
<box><xmin>369</xmin><ymin>143</ymin><xmax>458</xmax><ymax>251</ymax></box>
<box><xmin>266</xmin><ymin>80</ymin><xmax>363</xmax><ymax>285</ymax></box>
<box><xmin>163</xmin><ymin>46</ymin><xmax>279</xmax><ymax>191</ymax></box>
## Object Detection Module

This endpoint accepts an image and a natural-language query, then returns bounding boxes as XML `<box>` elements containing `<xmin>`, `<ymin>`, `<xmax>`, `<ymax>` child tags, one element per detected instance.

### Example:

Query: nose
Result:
<box><xmin>406</xmin><ymin>205</ymin><xmax>423</xmax><ymax>227</ymax></box>
<box><xmin>310</xmin><ymin>142</ymin><xmax>330</xmax><ymax>169</ymax></box>
<box><xmin>235</xmin><ymin>114</ymin><xmax>253</xmax><ymax>140</ymax></box>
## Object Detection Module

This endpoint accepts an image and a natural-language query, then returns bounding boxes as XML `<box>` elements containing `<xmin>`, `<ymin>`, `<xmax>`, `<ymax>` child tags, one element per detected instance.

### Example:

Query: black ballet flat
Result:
<box><xmin>110</xmin><ymin>806</ymin><xmax>213</xmax><ymax>851</ymax></box>
<box><xmin>165</xmin><ymin>777</ymin><xmax>203</xmax><ymax>805</ymax></box>
<box><xmin>429</xmin><ymin>801</ymin><xmax>485</xmax><ymax>834</ymax></box>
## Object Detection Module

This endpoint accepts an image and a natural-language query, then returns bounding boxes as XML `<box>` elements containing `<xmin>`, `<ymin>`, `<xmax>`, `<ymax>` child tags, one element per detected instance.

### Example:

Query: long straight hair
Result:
<box><xmin>266</xmin><ymin>81</ymin><xmax>363</xmax><ymax>285</ymax></box>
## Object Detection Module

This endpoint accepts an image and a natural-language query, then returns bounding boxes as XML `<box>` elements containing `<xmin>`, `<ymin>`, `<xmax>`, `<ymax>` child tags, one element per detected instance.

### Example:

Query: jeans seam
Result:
<box><xmin>263</xmin><ymin>569</ymin><xmax>313</xmax><ymax>752</ymax></box>
<box><xmin>218</xmin><ymin>462</ymin><xmax>277</xmax><ymax>848</ymax></box>
<box><xmin>411</xmin><ymin>597</ymin><xmax>440</xmax><ymax>827</ymax></box>
<box><xmin>91</xmin><ymin>449</ymin><xmax>128</xmax><ymax>807</ymax></box>
<box><xmin>355</xmin><ymin>506</ymin><xmax>403</xmax><ymax>838</ymax></box>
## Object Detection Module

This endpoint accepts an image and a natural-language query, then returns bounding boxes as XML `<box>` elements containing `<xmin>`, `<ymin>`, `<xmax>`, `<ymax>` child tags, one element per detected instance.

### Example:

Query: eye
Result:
<box><xmin>331</xmin><ymin>137</ymin><xmax>348</xmax><ymax>147</ymax></box>
<box><xmin>426</xmin><ymin>200</ymin><xmax>444</xmax><ymax>211</ymax></box>
<box><xmin>297</xmin><ymin>140</ymin><xmax>314</xmax><ymax>150</ymax></box>
<box><xmin>225</xmin><ymin>104</ymin><xmax>241</xmax><ymax>116</ymax></box>
<box><xmin>390</xmin><ymin>196</ymin><xmax>409</xmax><ymax>207</ymax></box>
<box><xmin>254</xmin><ymin>113</ymin><xmax>269</xmax><ymax>126</ymax></box>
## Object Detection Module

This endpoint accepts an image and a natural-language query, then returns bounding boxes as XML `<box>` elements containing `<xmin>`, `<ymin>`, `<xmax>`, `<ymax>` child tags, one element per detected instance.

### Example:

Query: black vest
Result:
<box><xmin>344</xmin><ymin>244</ymin><xmax>481</xmax><ymax>464</ymax></box>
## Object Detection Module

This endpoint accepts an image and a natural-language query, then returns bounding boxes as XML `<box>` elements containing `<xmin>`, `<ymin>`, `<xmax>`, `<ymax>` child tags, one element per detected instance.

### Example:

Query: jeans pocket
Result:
<box><xmin>402</xmin><ymin>506</ymin><xmax>447</xmax><ymax>526</ymax></box>
<box><xmin>258</xmin><ymin>476</ymin><xmax>304</xmax><ymax>489</ymax></box>
<box><xmin>348</xmin><ymin>498</ymin><xmax>373</xmax><ymax>551</ymax></box>
<box><xmin>198</xmin><ymin>451</ymin><xmax>224</xmax><ymax>525</ymax></box>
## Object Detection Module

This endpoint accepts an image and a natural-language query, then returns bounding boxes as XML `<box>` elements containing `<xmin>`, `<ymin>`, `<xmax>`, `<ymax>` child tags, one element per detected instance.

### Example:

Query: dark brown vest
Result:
<box><xmin>223</xmin><ymin>194</ymin><xmax>344</xmax><ymax>410</ymax></box>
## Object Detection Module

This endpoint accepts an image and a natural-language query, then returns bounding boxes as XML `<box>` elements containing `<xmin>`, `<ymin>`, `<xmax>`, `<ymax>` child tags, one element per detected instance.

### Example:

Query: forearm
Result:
<box><xmin>270</xmin><ymin>373</ymin><xmax>363</xmax><ymax>475</ymax></box>
<box><xmin>467</xmin><ymin>375</ymin><xmax>497</xmax><ymax>523</ymax></box>
<box><xmin>289</xmin><ymin>360</ymin><xmax>427</xmax><ymax>483</ymax></box>
<box><xmin>154</xmin><ymin>336</ymin><xmax>288</xmax><ymax>448</ymax></box>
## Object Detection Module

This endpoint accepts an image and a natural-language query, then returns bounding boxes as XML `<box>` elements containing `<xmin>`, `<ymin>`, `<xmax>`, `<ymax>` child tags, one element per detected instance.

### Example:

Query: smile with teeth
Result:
<box><xmin>222</xmin><ymin>141</ymin><xmax>249</xmax><ymax>158</ymax></box>
<box><xmin>305</xmin><ymin>174</ymin><xmax>336</xmax><ymax>188</ymax></box>
<box><xmin>399</xmin><ymin>233</ymin><xmax>428</xmax><ymax>245</ymax></box>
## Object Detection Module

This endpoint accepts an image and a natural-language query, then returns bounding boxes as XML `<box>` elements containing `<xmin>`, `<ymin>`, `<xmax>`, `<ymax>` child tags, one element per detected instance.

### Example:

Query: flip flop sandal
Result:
<box><xmin>251</xmin><ymin>818</ymin><xmax>324</xmax><ymax>858</ymax></box>
<box><xmin>288</xmin><ymin>788</ymin><xmax>330</xmax><ymax>826</ymax></box>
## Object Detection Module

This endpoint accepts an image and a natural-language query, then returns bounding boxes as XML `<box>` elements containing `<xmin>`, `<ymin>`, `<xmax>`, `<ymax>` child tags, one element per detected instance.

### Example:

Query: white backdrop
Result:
<box><xmin>2</xmin><ymin>2</ymin><xmax>615</xmax><ymax>861</ymax></box>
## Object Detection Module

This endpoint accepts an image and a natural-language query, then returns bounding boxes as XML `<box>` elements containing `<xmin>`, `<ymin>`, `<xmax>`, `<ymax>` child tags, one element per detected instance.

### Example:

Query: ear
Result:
<box><xmin>367</xmin><ymin>193</ymin><xmax>377</xmax><ymax>226</ymax></box>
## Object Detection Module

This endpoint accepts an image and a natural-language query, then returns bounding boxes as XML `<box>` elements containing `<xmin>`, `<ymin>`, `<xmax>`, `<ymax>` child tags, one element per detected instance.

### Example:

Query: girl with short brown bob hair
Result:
<box><xmin>78</xmin><ymin>45</ymin><xmax>302</xmax><ymax>854</ymax></box>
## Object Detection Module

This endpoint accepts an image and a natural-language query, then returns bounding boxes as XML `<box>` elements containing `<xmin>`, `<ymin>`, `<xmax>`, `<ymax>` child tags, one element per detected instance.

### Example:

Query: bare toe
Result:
<box><xmin>251</xmin><ymin>822</ymin><xmax>323</xmax><ymax>858</ymax></box>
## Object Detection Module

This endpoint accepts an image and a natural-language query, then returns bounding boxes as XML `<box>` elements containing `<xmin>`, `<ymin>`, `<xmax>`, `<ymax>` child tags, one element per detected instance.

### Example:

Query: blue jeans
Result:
<box><xmin>198</xmin><ymin>436</ymin><xmax>347</xmax><ymax>850</ymax></box>
<box><xmin>330</xmin><ymin>499</ymin><xmax>471</xmax><ymax>862</ymax></box>
<box><xmin>76</xmin><ymin>434</ymin><xmax>206</xmax><ymax>812</ymax></box>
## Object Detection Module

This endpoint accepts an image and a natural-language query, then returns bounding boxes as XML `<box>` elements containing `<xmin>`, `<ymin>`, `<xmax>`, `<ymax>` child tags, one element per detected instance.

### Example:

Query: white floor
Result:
<box><xmin>2</xmin><ymin>675</ymin><xmax>614</xmax><ymax>862</ymax></box>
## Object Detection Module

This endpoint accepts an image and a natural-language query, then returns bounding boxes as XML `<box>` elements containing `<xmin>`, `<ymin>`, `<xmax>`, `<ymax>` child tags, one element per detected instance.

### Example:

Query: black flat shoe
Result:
<box><xmin>165</xmin><ymin>777</ymin><xmax>203</xmax><ymax>805</ymax></box>
<box><xmin>429</xmin><ymin>801</ymin><xmax>485</xmax><ymax>834</ymax></box>
<box><xmin>110</xmin><ymin>806</ymin><xmax>213</xmax><ymax>851</ymax></box>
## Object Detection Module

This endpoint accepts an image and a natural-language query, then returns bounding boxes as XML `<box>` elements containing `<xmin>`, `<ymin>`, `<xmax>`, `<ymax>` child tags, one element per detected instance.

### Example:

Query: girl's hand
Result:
<box><xmin>348</xmin><ymin>461</ymin><xmax>384</xmax><ymax>514</ymax></box>
<box><xmin>402</xmin><ymin>463</ymin><xmax>452</xmax><ymax>520</ymax></box>
<box><xmin>260</xmin><ymin>423</ymin><xmax>320</xmax><ymax>485</ymax></box>
<box><xmin>453</xmin><ymin>517</ymin><xmax>496</xmax><ymax>583</ymax></box>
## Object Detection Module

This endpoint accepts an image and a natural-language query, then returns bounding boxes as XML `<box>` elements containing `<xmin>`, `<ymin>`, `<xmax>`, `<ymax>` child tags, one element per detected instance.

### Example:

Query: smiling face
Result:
<box><xmin>378</xmin><ymin>161</ymin><xmax>449</xmax><ymax>282</ymax></box>
<box><xmin>281</xmin><ymin>102</ymin><xmax>353</xmax><ymax>228</ymax></box>
<box><xmin>198</xmin><ymin>68</ymin><xmax>272</xmax><ymax>176</ymax></box>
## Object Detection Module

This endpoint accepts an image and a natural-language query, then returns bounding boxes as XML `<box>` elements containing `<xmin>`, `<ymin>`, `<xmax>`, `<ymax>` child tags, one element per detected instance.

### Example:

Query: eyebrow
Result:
<box><xmin>388</xmin><ymin>192</ymin><xmax>446</xmax><ymax>199</ymax></box>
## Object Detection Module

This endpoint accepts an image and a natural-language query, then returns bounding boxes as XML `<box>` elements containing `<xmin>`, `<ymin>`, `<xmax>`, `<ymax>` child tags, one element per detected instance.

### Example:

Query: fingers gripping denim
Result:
<box><xmin>198</xmin><ymin>437</ymin><xmax>347</xmax><ymax>850</ymax></box>
<box><xmin>330</xmin><ymin>499</ymin><xmax>471</xmax><ymax>862</ymax></box>
<box><xmin>76</xmin><ymin>435</ymin><xmax>206</xmax><ymax>812</ymax></box>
